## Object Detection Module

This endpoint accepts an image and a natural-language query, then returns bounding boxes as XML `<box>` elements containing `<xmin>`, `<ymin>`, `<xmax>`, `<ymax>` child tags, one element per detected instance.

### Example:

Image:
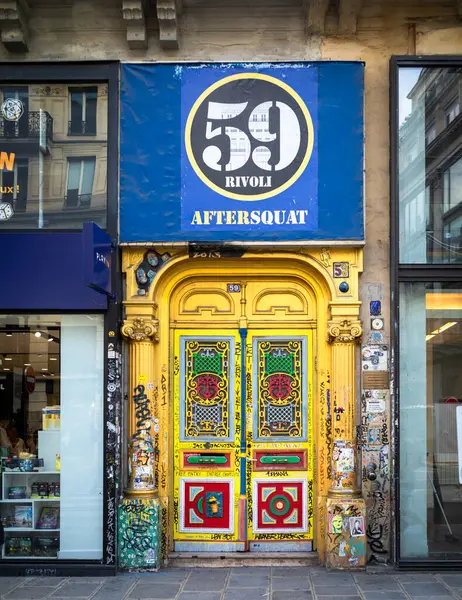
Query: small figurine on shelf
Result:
<box><xmin>55</xmin><ymin>453</ymin><xmax>60</xmax><ymax>472</ymax></box>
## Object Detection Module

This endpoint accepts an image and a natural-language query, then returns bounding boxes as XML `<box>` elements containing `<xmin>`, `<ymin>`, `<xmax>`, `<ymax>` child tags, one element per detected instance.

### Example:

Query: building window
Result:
<box><xmin>426</xmin><ymin>124</ymin><xmax>436</xmax><ymax>145</ymax></box>
<box><xmin>68</xmin><ymin>87</ymin><xmax>97</xmax><ymax>136</ymax></box>
<box><xmin>446</xmin><ymin>100</ymin><xmax>460</xmax><ymax>126</ymax></box>
<box><xmin>0</xmin><ymin>158</ymin><xmax>28</xmax><ymax>212</ymax></box>
<box><xmin>394</xmin><ymin>61</ymin><xmax>462</xmax><ymax>565</ymax></box>
<box><xmin>0</xmin><ymin>314</ymin><xmax>104</xmax><ymax>561</ymax></box>
<box><xmin>65</xmin><ymin>157</ymin><xmax>96</xmax><ymax>209</ymax></box>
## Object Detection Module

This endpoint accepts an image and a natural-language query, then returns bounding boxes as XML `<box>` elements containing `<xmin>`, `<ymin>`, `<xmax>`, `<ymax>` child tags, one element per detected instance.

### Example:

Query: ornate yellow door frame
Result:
<box><xmin>121</xmin><ymin>247</ymin><xmax>367</xmax><ymax>568</ymax></box>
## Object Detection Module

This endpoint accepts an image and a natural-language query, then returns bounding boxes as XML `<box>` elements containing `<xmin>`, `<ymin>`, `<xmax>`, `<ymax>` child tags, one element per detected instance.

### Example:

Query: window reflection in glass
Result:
<box><xmin>400</xmin><ymin>283</ymin><xmax>462</xmax><ymax>558</ymax></box>
<box><xmin>399</xmin><ymin>68</ymin><xmax>462</xmax><ymax>263</ymax></box>
<box><xmin>0</xmin><ymin>83</ymin><xmax>107</xmax><ymax>230</ymax></box>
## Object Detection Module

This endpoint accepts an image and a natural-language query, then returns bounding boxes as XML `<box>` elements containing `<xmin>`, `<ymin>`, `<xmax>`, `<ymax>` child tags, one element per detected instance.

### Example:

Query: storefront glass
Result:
<box><xmin>0</xmin><ymin>82</ymin><xmax>108</xmax><ymax>230</ymax></box>
<box><xmin>399</xmin><ymin>282</ymin><xmax>462</xmax><ymax>559</ymax></box>
<box><xmin>399</xmin><ymin>67</ymin><xmax>462</xmax><ymax>264</ymax></box>
<box><xmin>0</xmin><ymin>315</ymin><xmax>104</xmax><ymax>560</ymax></box>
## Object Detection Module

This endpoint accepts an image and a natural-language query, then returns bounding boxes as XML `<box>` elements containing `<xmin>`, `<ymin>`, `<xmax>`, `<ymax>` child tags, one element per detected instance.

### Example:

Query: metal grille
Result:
<box><xmin>194</xmin><ymin>404</ymin><xmax>222</xmax><ymax>425</ymax></box>
<box><xmin>267</xmin><ymin>404</ymin><xmax>294</xmax><ymax>425</ymax></box>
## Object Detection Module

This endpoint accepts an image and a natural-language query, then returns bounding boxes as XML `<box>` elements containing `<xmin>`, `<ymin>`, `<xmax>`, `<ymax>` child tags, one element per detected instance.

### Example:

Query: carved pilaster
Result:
<box><xmin>338</xmin><ymin>0</ymin><xmax>363</xmax><ymax>35</ymax></box>
<box><xmin>157</xmin><ymin>0</ymin><xmax>181</xmax><ymax>49</ymax></box>
<box><xmin>328</xmin><ymin>319</ymin><xmax>362</xmax><ymax>344</ymax></box>
<box><xmin>122</xmin><ymin>0</ymin><xmax>148</xmax><ymax>49</ymax></box>
<box><xmin>0</xmin><ymin>0</ymin><xmax>29</xmax><ymax>52</ymax></box>
<box><xmin>122</xmin><ymin>316</ymin><xmax>159</xmax><ymax>497</ymax></box>
<box><xmin>304</xmin><ymin>0</ymin><xmax>330</xmax><ymax>35</ymax></box>
<box><xmin>121</xmin><ymin>316</ymin><xmax>159</xmax><ymax>343</ymax></box>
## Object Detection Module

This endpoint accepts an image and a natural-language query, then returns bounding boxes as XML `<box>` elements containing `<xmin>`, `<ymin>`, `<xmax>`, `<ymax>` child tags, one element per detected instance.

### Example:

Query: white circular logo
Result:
<box><xmin>1</xmin><ymin>98</ymin><xmax>24</xmax><ymax>122</ymax></box>
<box><xmin>0</xmin><ymin>202</ymin><xmax>14</xmax><ymax>221</ymax></box>
<box><xmin>185</xmin><ymin>73</ymin><xmax>314</xmax><ymax>201</ymax></box>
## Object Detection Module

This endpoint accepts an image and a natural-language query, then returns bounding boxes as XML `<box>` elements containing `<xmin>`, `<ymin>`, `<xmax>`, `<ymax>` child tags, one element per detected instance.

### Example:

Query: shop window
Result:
<box><xmin>399</xmin><ymin>283</ymin><xmax>462</xmax><ymax>559</ymax></box>
<box><xmin>0</xmin><ymin>315</ymin><xmax>104</xmax><ymax>561</ymax></box>
<box><xmin>394</xmin><ymin>60</ymin><xmax>462</xmax><ymax>565</ymax></box>
<box><xmin>0</xmin><ymin>159</ymin><xmax>28</xmax><ymax>212</ymax></box>
<box><xmin>64</xmin><ymin>157</ymin><xmax>96</xmax><ymax>209</ymax></box>
<box><xmin>68</xmin><ymin>87</ymin><xmax>97</xmax><ymax>136</ymax></box>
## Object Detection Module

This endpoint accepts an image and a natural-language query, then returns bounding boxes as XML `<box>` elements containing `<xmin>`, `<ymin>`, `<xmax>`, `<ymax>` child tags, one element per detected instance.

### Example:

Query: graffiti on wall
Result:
<box><xmin>361</xmin><ymin>337</ymin><xmax>390</xmax><ymax>562</ymax></box>
<box><xmin>326</xmin><ymin>500</ymin><xmax>367</xmax><ymax>568</ymax></box>
<box><xmin>105</xmin><ymin>341</ymin><xmax>122</xmax><ymax>565</ymax></box>
<box><xmin>118</xmin><ymin>498</ymin><xmax>160</xmax><ymax>569</ymax></box>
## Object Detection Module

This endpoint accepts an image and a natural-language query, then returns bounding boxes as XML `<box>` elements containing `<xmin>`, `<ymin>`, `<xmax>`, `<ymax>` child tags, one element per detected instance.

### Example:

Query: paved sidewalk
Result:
<box><xmin>2</xmin><ymin>568</ymin><xmax>462</xmax><ymax>600</ymax></box>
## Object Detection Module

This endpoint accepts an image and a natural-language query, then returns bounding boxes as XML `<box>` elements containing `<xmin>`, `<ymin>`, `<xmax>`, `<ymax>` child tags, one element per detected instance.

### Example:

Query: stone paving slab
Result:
<box><xmin>4</xmin><ymin>568</ymin><xmax>462</xmax><ymax>600</ymax></box>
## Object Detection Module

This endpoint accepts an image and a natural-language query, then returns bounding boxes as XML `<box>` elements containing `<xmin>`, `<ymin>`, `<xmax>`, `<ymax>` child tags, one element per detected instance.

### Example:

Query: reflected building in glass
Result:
<box><xmin>0</xmin><ymin>83</ymin><xmax>108</xmax><ymax>230</ymax></box>
<box><xmin>400</xmin><ymin>68</ymin><xmax>462</xmax><ymax>264</ymax></box>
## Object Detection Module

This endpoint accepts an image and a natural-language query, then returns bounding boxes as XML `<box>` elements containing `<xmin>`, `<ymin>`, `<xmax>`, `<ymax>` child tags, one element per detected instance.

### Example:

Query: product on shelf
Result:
<box><xmin>5</xmin><ymin>536</ymin><xmax>33</xmax><ymax>557</ymax></box>
<box><xmin>2</xmin><ymin>458</ymin><xmax>44</xmax><ymax>472</ymax></box>
<box><xmin>1</xmin><ymin>516</ymin><xmax>15</xmax><ymax>528</ymax></box>
<box><xmin>36</xmin><ymin>507</ymin><xmax>59</xmax><ymax>530</ymax></box>
<box><xmin>14</xmin><ymin>505</ymin><xmax>32</xmax><ymax>528</ymax></box>
<box><xmin>34</xmin><ymin>536</ymin><xmax>59</xmax><ymax>558</ymax></box>
<box><xmin>8</xmin><ymin>486</ymin><xmax>26</xmax><ymax>499</ymax></box>
<box><xmin>42</xmin><ymin>407</ymin><xmax>60</xmax><ymax>431</ymax></box>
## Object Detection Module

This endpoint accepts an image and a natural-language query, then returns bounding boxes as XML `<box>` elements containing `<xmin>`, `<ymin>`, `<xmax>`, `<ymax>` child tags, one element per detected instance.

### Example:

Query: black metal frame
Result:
<box><xmin>391</xmin><ymin>55</ymin><xmax>462</xmax><ymax>568</ymax></box>
<box><xmin>0</xmin><ymin>62</ymin><xmax>121</xmax><ymax>575</ymax></box>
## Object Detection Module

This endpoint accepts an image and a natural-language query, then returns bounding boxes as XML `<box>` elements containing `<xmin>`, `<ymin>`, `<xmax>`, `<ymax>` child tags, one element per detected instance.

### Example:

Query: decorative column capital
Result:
<box><xmin>121</xmin><ymin>317</ymin><xmax>159</xmax><ymax>343</ymax></box>
<box><xmin>328</xmin><ymin>319</ymin><xmax>362</xmax><ymax>344</ymax></box>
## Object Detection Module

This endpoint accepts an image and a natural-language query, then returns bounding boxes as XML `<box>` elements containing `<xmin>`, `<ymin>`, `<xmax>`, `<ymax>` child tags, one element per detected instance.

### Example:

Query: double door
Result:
<box><xmin>173</xmin><ymin>327</ymin><xmax>314</xmax><ymax>552</ymax></box>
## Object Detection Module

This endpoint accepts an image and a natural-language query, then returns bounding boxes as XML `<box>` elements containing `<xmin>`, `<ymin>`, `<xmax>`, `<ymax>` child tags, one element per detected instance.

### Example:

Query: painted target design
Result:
<box><xmin>253</xmin><ymin>479</ymin><xmax>308</xmax><ymax>533</ymax></box>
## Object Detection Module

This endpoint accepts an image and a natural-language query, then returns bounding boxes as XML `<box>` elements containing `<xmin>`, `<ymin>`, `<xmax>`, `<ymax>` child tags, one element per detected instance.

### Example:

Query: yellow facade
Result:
<box><xmin>121</xmin><ymin>245</ymin><xmax>365</xmax><ymax>566</ymax></box>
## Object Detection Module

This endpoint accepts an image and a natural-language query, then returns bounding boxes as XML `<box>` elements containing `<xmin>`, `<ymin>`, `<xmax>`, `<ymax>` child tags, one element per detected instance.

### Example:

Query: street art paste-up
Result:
<box><xmin>361</xmin><ymin>345</ymin><xmax>388</xmax><ymax>372</ymax></box>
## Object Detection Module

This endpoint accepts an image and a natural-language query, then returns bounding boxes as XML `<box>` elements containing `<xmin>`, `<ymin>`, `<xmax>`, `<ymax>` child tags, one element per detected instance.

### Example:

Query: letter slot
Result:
<box><xmin>260</xmin><ymin>455</ymin><xmax>301</xmax><ymax>465</ymax></box>
<box><xmin>186</xmin><ymin>454</ymin><xmax>228</xmax><ymax>465</ymax></box>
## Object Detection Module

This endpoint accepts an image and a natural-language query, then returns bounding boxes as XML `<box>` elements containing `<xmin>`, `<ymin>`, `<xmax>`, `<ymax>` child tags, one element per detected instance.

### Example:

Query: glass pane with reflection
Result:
<box><xmin>399</xmin><ymin>67</ymin><xmax>462</xmax><ymax>263</ymax></box>
<box><xmin>400</xmin><ymin>282</ymin><xmax>462</xmax><ymax>559</ymax></box>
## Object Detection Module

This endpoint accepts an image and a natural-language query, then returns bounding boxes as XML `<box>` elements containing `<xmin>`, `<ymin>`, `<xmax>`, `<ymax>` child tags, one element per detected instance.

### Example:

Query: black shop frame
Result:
<box><xmin>391</xmin><ymin>55</ymin><xmax>462</xmax><ymax>569</ymax></box>
<box><xmin>0</xmin><ymin>62</ymin><xmax>121</xmax><ymax>576</ymax></box>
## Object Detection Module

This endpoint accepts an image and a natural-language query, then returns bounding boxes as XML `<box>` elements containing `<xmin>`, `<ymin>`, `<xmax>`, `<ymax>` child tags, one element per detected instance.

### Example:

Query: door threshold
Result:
<box><xmin>167</xmin><ymin>551</ymin><xmax>319</xmax><ymax>568</ymax></box>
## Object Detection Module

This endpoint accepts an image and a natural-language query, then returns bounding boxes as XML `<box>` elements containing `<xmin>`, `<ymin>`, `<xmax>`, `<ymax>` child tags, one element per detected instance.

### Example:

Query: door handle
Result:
<box><xmin>186</xmin><ymin>455</ymin><xmax>228</xmax><ymax>465</ymax></box>
<box><xmin>260</xmin><ymin>455</ymin><xmax>301</xmax><ymax>465</ymax></box>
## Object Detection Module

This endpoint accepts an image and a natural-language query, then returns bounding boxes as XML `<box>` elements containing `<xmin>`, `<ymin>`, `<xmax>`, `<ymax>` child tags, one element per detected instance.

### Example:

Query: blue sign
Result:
<box><xmin>82</xmin><ymin>222</ymin><xmax>113</xmax><ymax>298</ymax></box>
<box><xmin>120</xmin><ymin>62</ymin><xmax>364</xmax><ymax>242</ymax></box>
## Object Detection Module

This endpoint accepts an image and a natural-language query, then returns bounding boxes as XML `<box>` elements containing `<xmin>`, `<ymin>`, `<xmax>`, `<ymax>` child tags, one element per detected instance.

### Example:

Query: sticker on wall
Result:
<box><xmin>364</xmin><ymin>390</ymin><xmax>388</xmax><ymax>413</ymax></box>
<box><xmin>349</xmin><ymin>516</ymin><xmax>365</xmax><ymax>537</ymax></box>
<box><xmin>362</xmin><ymin>345</ymin><xmax>388</xmax><ymax>371</ymax></box>
<box><xmin>328</xmin><ymin>513</ymin><xmax>343</xmax><ymax>534</ymax></box>
<box><xmin>368</xmin><ymin>427</ymin><xmax>381</xmax><ymax>445</ymax></box>
<box><xmin>370</xmin><ymin>301</ymin><xmax>381</xmax><ymax>316</ymax></box>
<box><xmin>333</xmin><ymin>443</ymin><xmax>354</xmax><ymax>473</ymax></box>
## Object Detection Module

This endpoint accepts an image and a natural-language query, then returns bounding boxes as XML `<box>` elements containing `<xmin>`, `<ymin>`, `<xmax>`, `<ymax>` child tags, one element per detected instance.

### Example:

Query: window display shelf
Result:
<box><xmin>4</xmin><ymin>472</ymin><xmax>60</xmax><ymax>476</ymax></box>
<box><xmin>0</xmin><ymin>499</ymin><xmax>60</xmax><ymax>503</ymax></box>
<box><xmin>4</xmin><ymin>528</ymin><xmax>60</xmax><ymax>532</ymax></box>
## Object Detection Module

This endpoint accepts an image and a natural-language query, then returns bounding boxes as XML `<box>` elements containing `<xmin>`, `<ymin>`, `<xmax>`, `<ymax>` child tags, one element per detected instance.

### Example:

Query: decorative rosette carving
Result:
<box><xmin>328</xmin><ymin>319</ymin><xmax>362</xmax><ymax>344</ymax></box>
<box><xmin>121</xmin><ymin>317</ymin><xmax>159</xmax><ymax>343</ymax></box>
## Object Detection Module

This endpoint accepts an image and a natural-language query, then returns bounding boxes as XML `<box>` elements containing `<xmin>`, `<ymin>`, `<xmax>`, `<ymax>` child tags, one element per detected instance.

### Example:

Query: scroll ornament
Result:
<box><xmin>121</xmin><ymin>317</ymin><xmax>159</xmax><ymax>343</ymax></box>
<box><xmin>328</xmin><ymin>319</ymin><xmax>362</xmax><ymax>344</ymax></box>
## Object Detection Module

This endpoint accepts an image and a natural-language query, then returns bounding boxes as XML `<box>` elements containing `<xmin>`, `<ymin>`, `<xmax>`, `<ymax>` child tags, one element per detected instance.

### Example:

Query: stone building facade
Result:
<box><xmin>0</xmin><ymin>0</ymin><xmax>461</xmax><ymax>571</ymax></box>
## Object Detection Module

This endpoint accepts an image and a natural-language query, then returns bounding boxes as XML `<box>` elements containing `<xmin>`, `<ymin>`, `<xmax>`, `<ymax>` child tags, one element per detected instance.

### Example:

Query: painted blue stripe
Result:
<box><xmin>239</xmin><ymin>328</ymin><xmax>248</xmax><ymax>498</ymax></box>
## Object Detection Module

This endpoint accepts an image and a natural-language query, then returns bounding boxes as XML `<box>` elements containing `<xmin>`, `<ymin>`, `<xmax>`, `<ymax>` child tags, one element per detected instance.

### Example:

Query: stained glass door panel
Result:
<box><xmin>173</xmin><ymin>333</ymin><xmax>242</xmax><ymax>550</ymax></box>
<box><xmin>248</xmin><ymin>333</ymin><xmax>314</xmax><ymax>550</ymax></box>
